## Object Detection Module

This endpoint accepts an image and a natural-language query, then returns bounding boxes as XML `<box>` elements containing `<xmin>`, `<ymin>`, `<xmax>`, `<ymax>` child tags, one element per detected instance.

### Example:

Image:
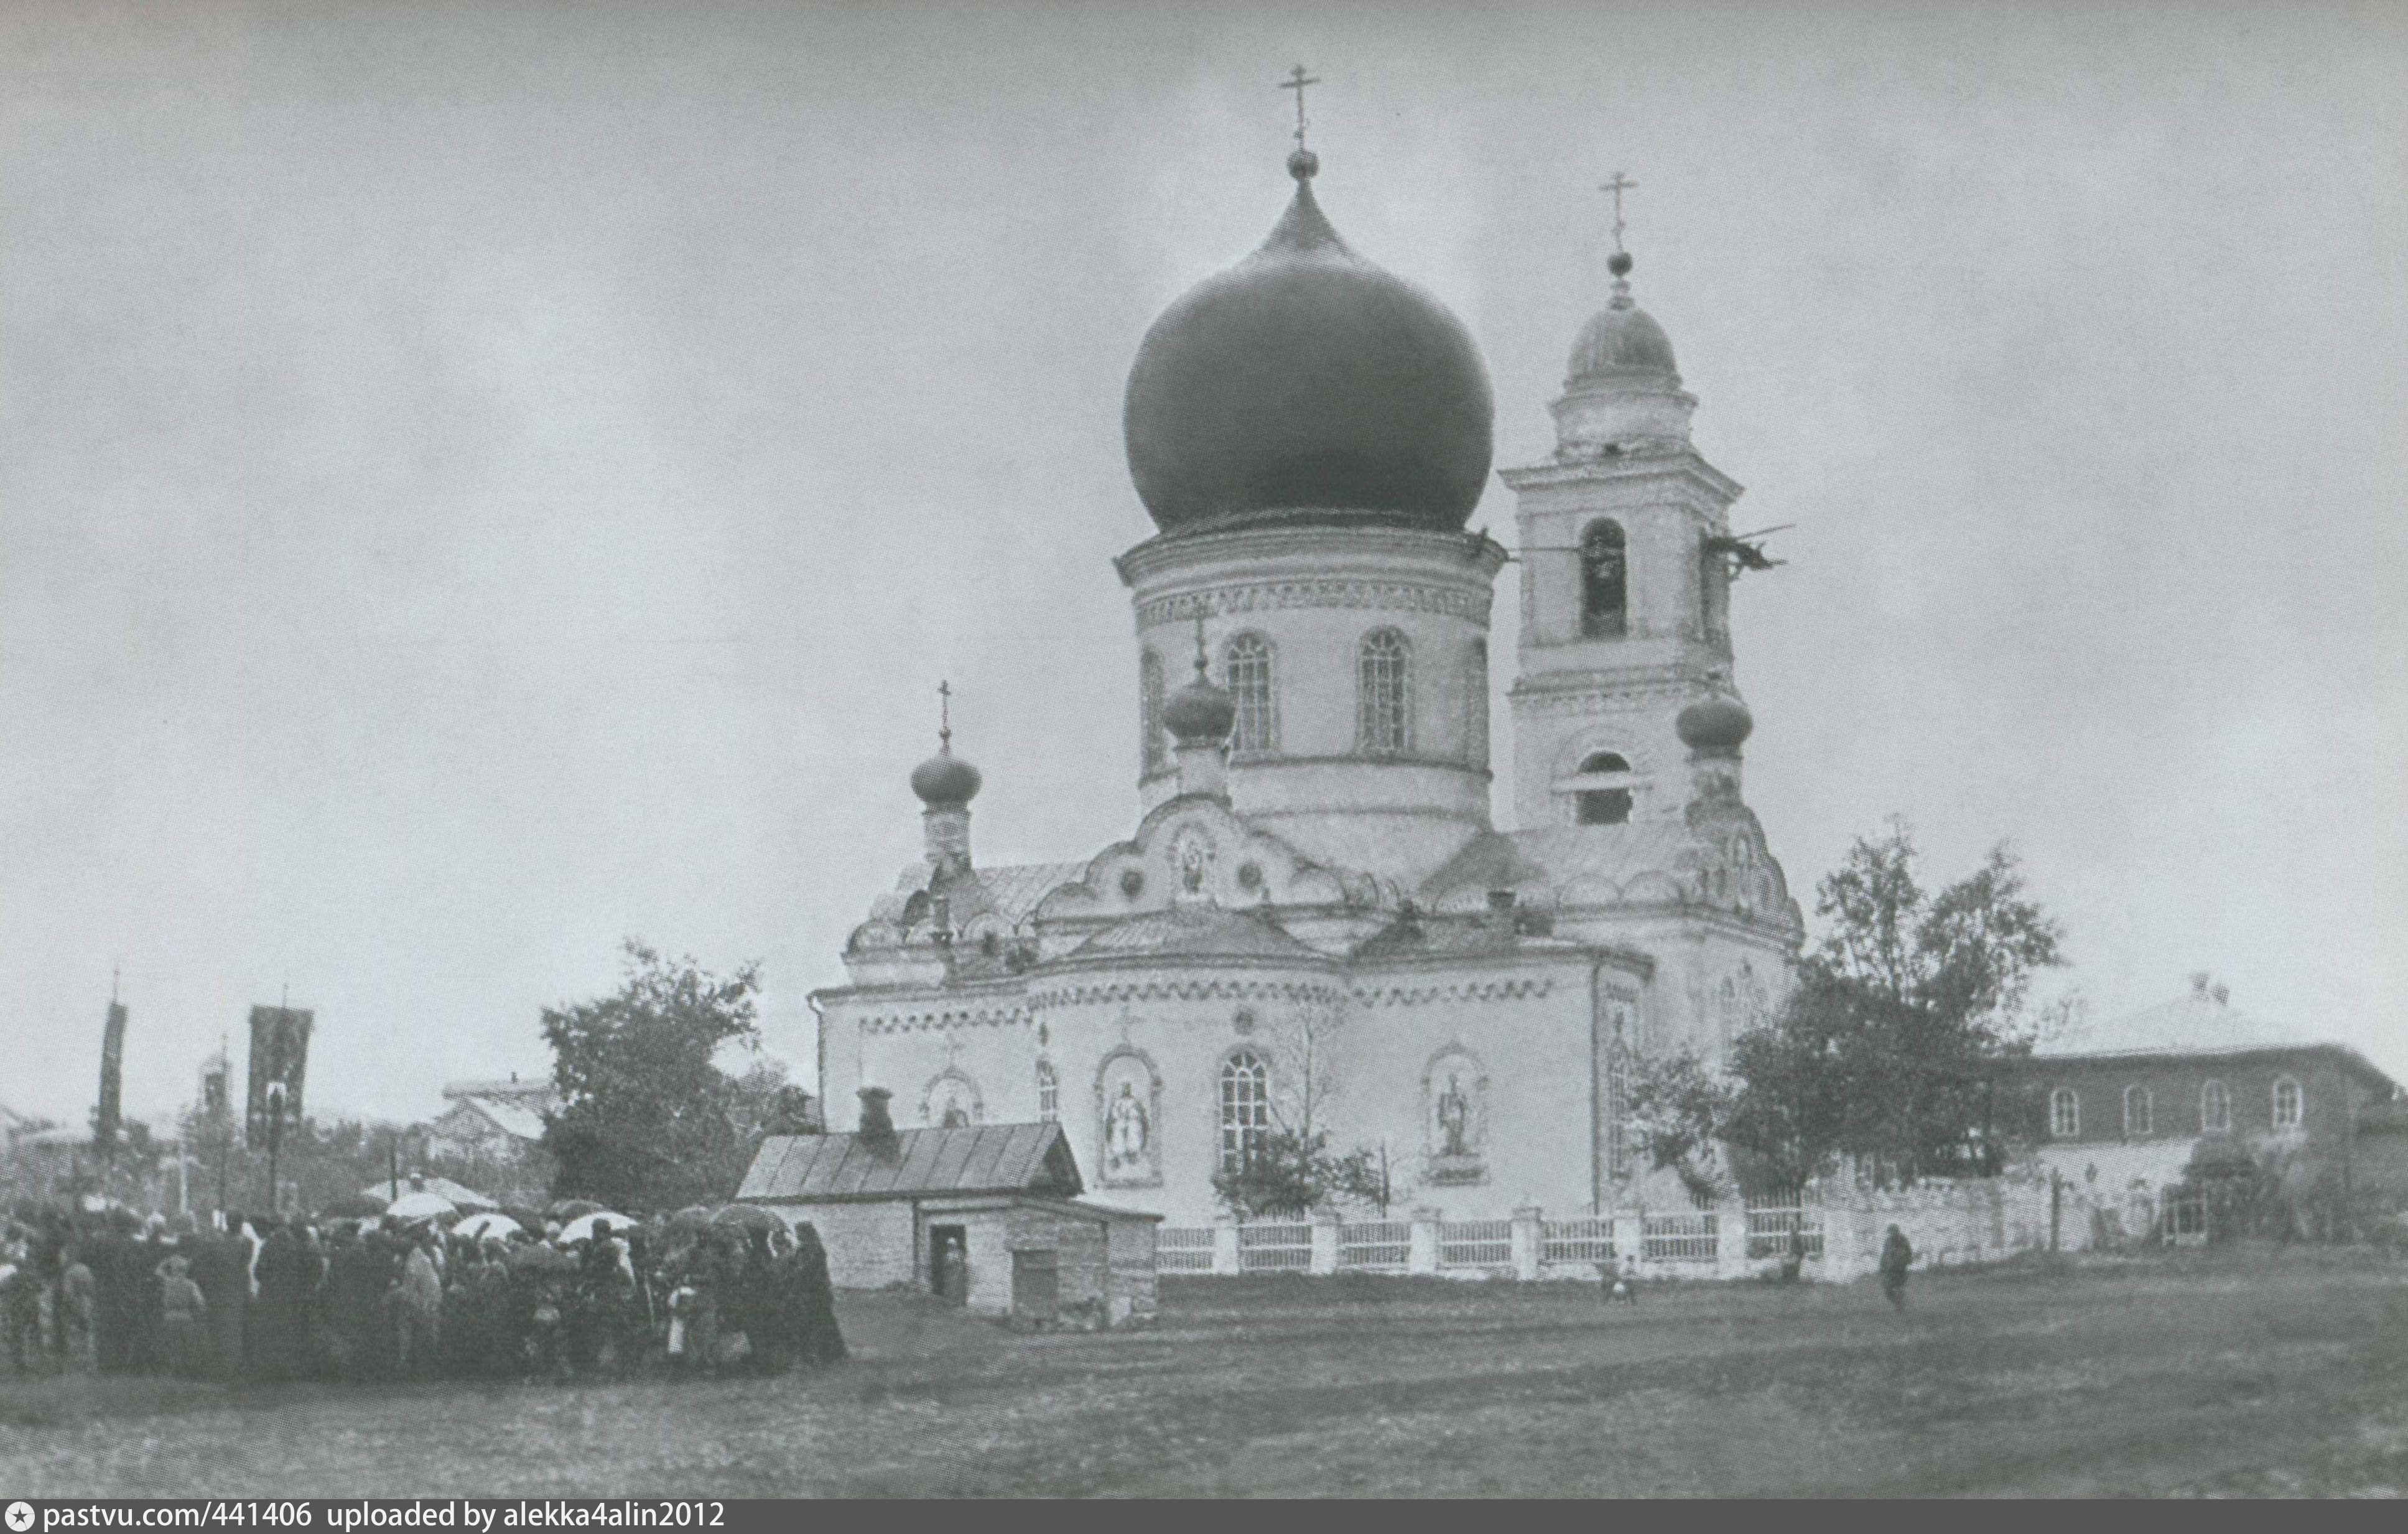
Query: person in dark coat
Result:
<box><xmin>789</xmin><ymin>1222</ymin><xmax>845</xmax><ymax>1367</ymax></box>
<box><xmin>1879</xmin><ymin>1224</ymin><xmax>1915</xmax><ymax>1311</ymax></box>
<box><xmin>187</xmin><ymin>1224</ymin><xmax>248</xmax><ymax>1382</ymax></box>
<box><xmin>326</xmin><ymin>1224</ymin><xmax>393</xmax><ymax>1382</ymax></box>
<box><xmin>252</xmin><ymin>1217</ymin><xmax>317</xmax><ymax>1382</ymax></box>
<box><xmin>90</xmin><ymin>1219</ymin><xmax>137</xmax><ymax>1374</ymax></box>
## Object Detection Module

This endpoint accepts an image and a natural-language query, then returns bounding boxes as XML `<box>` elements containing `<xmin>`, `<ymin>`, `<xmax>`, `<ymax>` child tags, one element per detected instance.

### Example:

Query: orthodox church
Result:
<box><xmin>814</xmin><ymin>136</ymin><xmax>1803</xmax><ymax>1223</ymax></box>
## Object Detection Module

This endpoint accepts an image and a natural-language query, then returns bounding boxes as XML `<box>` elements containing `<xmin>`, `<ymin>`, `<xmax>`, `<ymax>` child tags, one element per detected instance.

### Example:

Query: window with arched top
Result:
<box><xmin>1035</xmin><ymin>1060</ymin><xmax>1058</xmax><ymax>1123</ymax></box>
<box><xmin>2050</xmin><ymin>1087</ymin><xmax>2080</xmax><ymax>1140</ymax></box>
<box><xmin>1576</xmin><ymin>751</ymin><xmax>1634</xmax><ymax>825</ymax></box>
<box><xmin>2201</xmin><ymin>1079</ymin><xmax>2231</xmax><ymax>1133</ymax></box>
<box><xmin>1219</xmin><ymin>1051</ymin><xmax>1271</xmax><ymax>1173</ymax></box>
<box><xmin>1223</xmin><ymin>632</ymin><xmax>1278</xmax><ymax>755</ymax></box>
<box><xmin>2123</xmin><ymin>1085</ymin><xmax>2153</xmax><ymax>1139</ymax></box>
<box><xmin>1464</xmin><ymin>638</ymin><xmax>1489</xmax><ymax>767</ymax></box>
<box><xmin>1139</xmin><ymin>649</ymin><xmax>1166</xmax><ymax>778</ymax></box>
<box><xmin>1581</xmin><ymin>520</ymin><xmax>1628</xmax><ymax>638</ymax></box>
<box><xmin>1356</xmin><ymin>629</ymin><xmax>1411</xmax><ymax>755</ymax></box>
<box><xmin>2272</xmin><ymin>1076</ymin><xmax>2303</xmax><ymax>1130</ymax></box>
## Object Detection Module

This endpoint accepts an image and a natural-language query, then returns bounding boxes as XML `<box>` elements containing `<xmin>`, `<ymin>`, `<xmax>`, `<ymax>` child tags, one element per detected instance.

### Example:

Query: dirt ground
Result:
<box><xmin>3</xmin><ymin>1245</ymin><xmax>2404</xmax><ymax>1498</ymax></box>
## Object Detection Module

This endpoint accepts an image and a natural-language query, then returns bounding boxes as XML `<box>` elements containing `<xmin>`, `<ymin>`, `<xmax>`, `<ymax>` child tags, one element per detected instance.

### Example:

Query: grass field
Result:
<box><xmin>3</xmin><ymin>1245</ymin><xmax>2404</xmax><ymax>1498</ymax></box>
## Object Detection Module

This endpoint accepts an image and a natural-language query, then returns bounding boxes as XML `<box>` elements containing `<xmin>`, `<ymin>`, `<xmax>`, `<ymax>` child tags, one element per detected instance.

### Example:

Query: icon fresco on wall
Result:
<box><xmin>922</xmin><ymin>1069</ymin><xmax>982</xmax><ymax>1128</ymax></box>
<box><xmin>1423</xmin><ymin>1046</ymin><xmax>1487</xmax><ymax>1184</ymax></box>
<box><xmin>1095</xmin><ymin>1048</ymin><xmax>1161</xmax><ymax>1186</ymax></box>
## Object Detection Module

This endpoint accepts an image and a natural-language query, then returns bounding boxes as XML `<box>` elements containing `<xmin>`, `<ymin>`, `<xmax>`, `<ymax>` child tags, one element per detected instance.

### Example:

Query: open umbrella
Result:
<box><xmin>711</xmin><ymin>1203</ymin><xmax>786</xmax><ymax>1234</ymax></box>
<box><xmin>453</xmin><ymin>1211</ymin><xmax>523</xmax><ymax>1241</ymax></box>
<box><xmin>499</xmin><ymin>1206</ymin><xmax>547</xmax><ymax>1234</ymax></box>
<box><xmin>665</xmin><ymin>1206</ymin><xmax>717</xmax><ymax>1235</ymax></box>
<box><xmin>385</xmin><ymin>1190</ymin><xmax>458</xmax><ymax>1223</ymax></box>
<box><xmin>556</xmin><ymin>1211</ymin><xmax>633</xmax><ymax>1245</ymax></box>
<box><xmin>548</xmin><ymin>1198</ymin><xmax>606</xmax><ymax>1220</ymax></box>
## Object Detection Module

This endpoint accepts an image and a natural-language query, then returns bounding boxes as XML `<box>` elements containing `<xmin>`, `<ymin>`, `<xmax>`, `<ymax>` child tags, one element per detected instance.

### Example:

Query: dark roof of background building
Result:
<box><xmin>737</xmin><ymin>1121</ymin><xmax>1082</xmax><ymax>1203</ymax></box>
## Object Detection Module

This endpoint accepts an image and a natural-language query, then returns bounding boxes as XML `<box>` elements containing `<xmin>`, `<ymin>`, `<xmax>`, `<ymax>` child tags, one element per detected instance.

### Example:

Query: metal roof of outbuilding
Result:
<box><xmin>736</xmin><ymin>1121</ymin><xmax>1082</xmax><ymax>1203</ymax></box>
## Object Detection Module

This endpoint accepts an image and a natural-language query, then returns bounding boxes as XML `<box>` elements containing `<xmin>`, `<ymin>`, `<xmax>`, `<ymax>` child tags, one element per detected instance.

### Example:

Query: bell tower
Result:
<box><xmin>1500</xmin><ymin>187</ymin><xmax>1749</xmax><ymax>832</ymax></box>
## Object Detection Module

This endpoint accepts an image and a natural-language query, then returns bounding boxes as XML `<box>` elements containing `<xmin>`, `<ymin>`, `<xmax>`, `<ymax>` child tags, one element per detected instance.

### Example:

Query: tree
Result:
<box><xmin>1209</xmin><ymin>1129</ymin><xmax>1400</xmax><ymax>1222</ymax></box>
<box><xmin>1720</xmin><ymin>820</ymin><xmax>2066</xmax><ymax>1189</ymax></box>
<box><xmin>1622</xmin><ymin>1048</ymin><xmax>1736</xmax><ymax>1203</ymax></box>
<box><xmin>1209</xmin><ymin>1006</ymin><xmax>1408</xmax><ymax>1220</ymax></box>
<box><xmin>539</xmin><ymin>941</ymin><xmax>763</xmax><ymax>1212</ymax></box>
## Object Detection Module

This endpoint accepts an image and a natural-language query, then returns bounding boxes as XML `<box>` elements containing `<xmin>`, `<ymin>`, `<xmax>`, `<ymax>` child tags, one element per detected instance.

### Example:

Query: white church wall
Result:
<box><xmin>1334</xmin><ymin>972</ymin><xmax>1599</xmax><ymax>1219</ymax></box>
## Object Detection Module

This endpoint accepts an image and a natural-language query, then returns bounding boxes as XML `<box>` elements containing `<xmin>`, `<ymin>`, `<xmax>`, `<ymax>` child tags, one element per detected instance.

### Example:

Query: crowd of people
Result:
<box><xmin>0</xmin><ymin>1202</ymin><xmax>846</xmax><ymax>1386</ymax></box>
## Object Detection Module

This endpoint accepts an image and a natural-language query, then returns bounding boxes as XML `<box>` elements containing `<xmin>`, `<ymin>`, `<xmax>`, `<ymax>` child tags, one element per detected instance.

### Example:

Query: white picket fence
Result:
<box><xmin>1151</xmin><ymin>1177</ymin><xmax>2065</xmax><ymax>1283</ymax></box>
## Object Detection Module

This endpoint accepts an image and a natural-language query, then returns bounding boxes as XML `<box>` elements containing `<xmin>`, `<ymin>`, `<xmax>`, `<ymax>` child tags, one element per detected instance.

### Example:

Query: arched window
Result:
<box><xmin>1223</xmin><ymin>632</ymin><xmax>1278</xmax><ymax>755</ymax></box>
<box><xmin>2123</xmin><ymin>1085</ymin><xmax>2152</xmax><ymax>1139</ymax></box>
<box><xmin>1576</xmin><ymin>750</ymin><xmax>1633</xmax><ymax>825</ymax></box>
<box><xmin>1464</xmin><ymin>638</ymin><xmax>1489</xmax><ymax>768</ymax></box>
<box><xmin>1139</xmin><ymin>649</ymin><xmax>1166</xmax><ymax>778</ymax></box>
<box><xmin>1718</xmin><ymin>976</ymin><xmax>1740</xmax><ymax>1045</ymax></box>
<box><xmin>1356</xmin><ymin>629</ymin><xmax>1411</xmax><ymax>755</ymax></box>
<box><xmin>2272</xmin><ymin>1076</ymin><xmax>2303</xmax><ymax>1130</ymax></box>
<box><xmin>2200</xmin><ymin>1079</ymin><xmax>2231</xmax><ymax>1133</ymax></box>
<box><xmin>1581</xmin><ymin>520</ymin><xmax>1628</xmax><ymax>638</ymax></box>
<box><xmin>2050</xmin><ymin>1087</ymin><xmax>2080</xmax><ymax>1140</ymax></box>
<box><xmin>1035</xmin><ymin>1061</ymin><xmax>1058</xmax><ymax>1123</ymax></box>
<box><xmin>1219</xmin><ymin>1051</ymin><xmax>1270</xmax><ymax>1173</ymax></box>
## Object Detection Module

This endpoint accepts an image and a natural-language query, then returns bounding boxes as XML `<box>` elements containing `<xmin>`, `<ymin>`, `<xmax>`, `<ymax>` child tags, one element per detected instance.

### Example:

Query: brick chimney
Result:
<box><xmin>857</xmin><ymin>1086</ymin><xmax>900</xmax><ymax>1159</ymax></box>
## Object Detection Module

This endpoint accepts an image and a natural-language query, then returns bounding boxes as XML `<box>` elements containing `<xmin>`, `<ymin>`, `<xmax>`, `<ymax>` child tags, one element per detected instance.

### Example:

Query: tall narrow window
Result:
<box><xmin>1356</xmin><ymin>628</ymin><xmax>1411</xmax><ymax>755</ymax></box>
<box><xmin>1464</xmin><ymin>638</ymin><xmax>1489</xmax><ymax>767</ymax></box>
<box><xmin>1576</xmin><ymin>751</ymin><xmax>1633</xmax><ymax>825</ymax></box>
<box><xmin>1223</xmin><ymin>632</ymin><xmax>1278</xmax><ymax>755</ymax></box>
<box><xmin>2050</xmin><ymin>1087</ymin><xmax>2080</xmax><ymax>1140</ymax></box>
<box><xmin>1139</xmin><ymin>649</ymin><xmax>1166</xmax><ymax>778</ymax></box>
<box><xmin>1036</xmin><ymin>1061</ymin><xmax>1058</xmax><ymax>1123</ymax></box>
<box><xmin>1581</xmin><ymin>520</ymin><xmax>1628</xmax><ymax>638</ymax></box>
<box><xmin>2123</xmin><ymin>1085</ymin><xmax>2152</xmax><ymax>1139</ymax></box>
<box><xmin>1220</xmin><ymin>1052</ymin><xmax>1270</xmax><ymax>1173</ymax></box>
<box><xmin>2272</xmin><ymin>1076</ymin><xmax>2303</xmax><ymax>1130</ymax></box>
<box><xmin>2201</xmin><ymin>1079</ymin><xmax>2231</xmax><ymax>1133</ymax></box>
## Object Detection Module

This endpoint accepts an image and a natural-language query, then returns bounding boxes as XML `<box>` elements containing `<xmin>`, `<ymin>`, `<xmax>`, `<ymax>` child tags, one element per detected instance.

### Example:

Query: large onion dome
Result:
<box><xmin>1123</xmin><ymin>151</ymin><xmax>1494</xmax><ymax>536</ymax></box>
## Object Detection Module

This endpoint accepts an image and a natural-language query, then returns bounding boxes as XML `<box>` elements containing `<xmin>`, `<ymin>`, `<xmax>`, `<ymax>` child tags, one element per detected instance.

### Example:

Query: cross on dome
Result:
<box><xmin>1599</xmin><ymin>170</ymin><xmax>1639</xmax><ymax>304</ymax></box>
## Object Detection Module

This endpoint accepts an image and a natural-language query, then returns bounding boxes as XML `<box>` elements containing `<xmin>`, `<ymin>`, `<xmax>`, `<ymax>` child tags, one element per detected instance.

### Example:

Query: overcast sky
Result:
<box><xmin>4</xmin><ymin>0</ymin><xmax>2402</xmax><ymax>1128</ymax></box>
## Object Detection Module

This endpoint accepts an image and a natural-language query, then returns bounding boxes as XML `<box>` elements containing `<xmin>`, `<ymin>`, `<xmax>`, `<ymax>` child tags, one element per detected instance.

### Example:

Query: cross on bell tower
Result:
<box><xmin>1280</xmin><ymin>65</ymin><xmax>1320</xmax><ymax>147</ymax></box>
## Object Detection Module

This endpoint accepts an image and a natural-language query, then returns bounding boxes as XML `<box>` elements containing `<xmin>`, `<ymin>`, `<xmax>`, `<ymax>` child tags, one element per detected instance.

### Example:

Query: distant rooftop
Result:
<box><xmin>2039</xmin><ymin>975</ymin><xmax>2317</xmax><ymax>1059</ymax></box>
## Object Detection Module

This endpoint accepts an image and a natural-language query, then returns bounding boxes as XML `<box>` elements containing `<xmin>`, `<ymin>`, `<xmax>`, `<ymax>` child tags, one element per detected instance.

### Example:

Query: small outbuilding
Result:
<box><xmin>737</xmin><ymin>1087</ymin><xmax>1160</xmax><ymax>1329</ymax></box>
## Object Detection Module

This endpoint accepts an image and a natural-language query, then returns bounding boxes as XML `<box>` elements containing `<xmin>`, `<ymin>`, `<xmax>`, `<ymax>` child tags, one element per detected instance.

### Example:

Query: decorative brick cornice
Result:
<box><xmin>857</xmin><ymin>1002</ymin><xmax>1033</xmax><ymax>1037</ymax></box>
<box><xmin>1026</xmin><ymin>977</ymin><xmax>1348</xmax><ymax>1010</ymax></box>
<box><xmin>1352</xmin><ymin>977</ymin><xmax>1557</xmax><ymax>1008</ymax></box>
<box><xmin>1137</xmin><ymin>579</ymin><xmax>1492</xmax><ymax>629</ymax></box>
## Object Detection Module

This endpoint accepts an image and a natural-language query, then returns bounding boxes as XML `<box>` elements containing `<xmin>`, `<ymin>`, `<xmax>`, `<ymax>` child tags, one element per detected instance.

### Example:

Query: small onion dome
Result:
<box><xmin>1676</xmin><ymin>694</ymin><xmax>1754</xmax><ymax>754</ymax></box>
<box><xmin>1568</xmin><ymin>253</ymin><xmax>1679</xmax><ymax>384</ymax></box>
<box><xmin>1123</xmin><ymin>154</ymin><xmax>1494</xmax><ymax>536</ymax></box>
<box><xmin>1163</xmin><ymin>665</ymin><xmax>1237</xmax><ymax>746</ymax></box>
<box><xmin>910</xmin><ymin>746</ymin><xmax>982</xmax><ymax>807</ymax></box>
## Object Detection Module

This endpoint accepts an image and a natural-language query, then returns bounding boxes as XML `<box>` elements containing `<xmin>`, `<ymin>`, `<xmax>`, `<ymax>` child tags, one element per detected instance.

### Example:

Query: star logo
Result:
<box><xmin>7</xmin><ymin>1500</ymin><xmax>35</xmax><ymax>1532</ymax></box>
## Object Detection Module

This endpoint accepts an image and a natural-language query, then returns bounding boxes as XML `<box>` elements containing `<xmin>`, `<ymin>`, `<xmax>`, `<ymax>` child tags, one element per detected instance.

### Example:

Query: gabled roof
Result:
<box><xmin>737</xmin><ymin>1121</ymin><xmax>1082</xmax><ymax>1203</ymax></box>
<box><xmin>1066</xmin><ymin>904</ymin><xmax>1324</xmax><ymax>962</ymax></box>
